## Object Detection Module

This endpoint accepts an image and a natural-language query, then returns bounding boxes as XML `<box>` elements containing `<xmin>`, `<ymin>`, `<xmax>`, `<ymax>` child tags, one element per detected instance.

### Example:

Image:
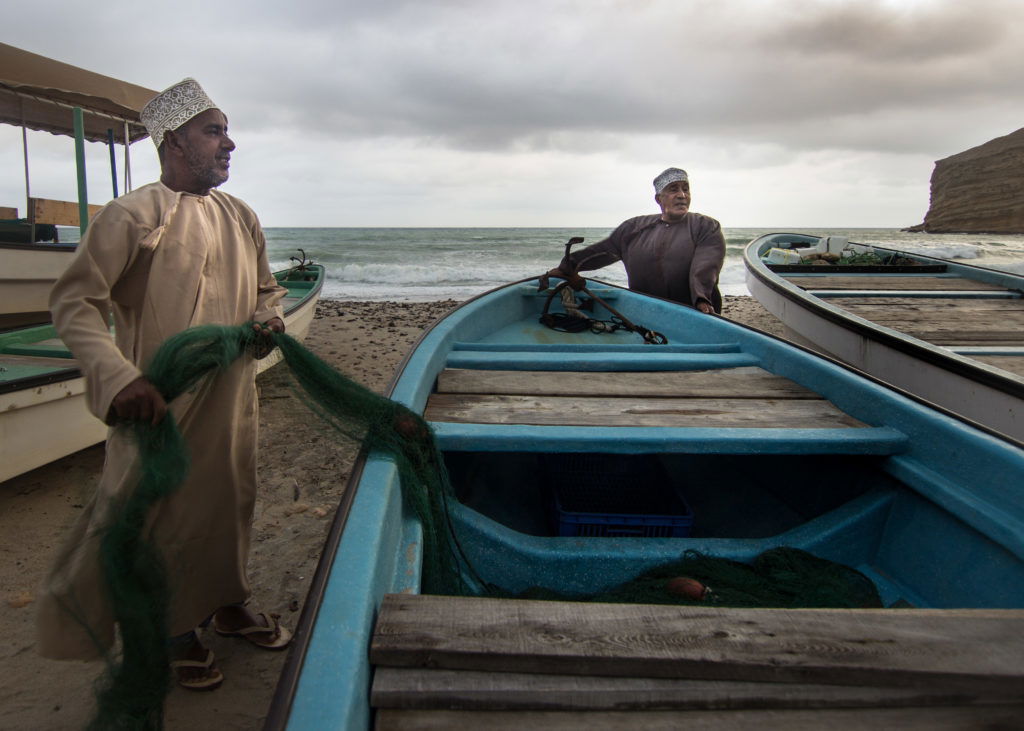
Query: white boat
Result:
<box><xmin>0</xmin><ymin>263</ymin><xmax>324</xmax><ymax>483</ymax></box>
<box><xmin>0</xmin><ymin>42</ymin><xmax>156</xmax><ymax>327</ymax></box>
<box><xmin>0</xmin><ymin>241</ymin><xmax>78</xmax><ymax>329</ymax></box>
<box><xmin>745</xmin><ymin>232</ymin><xmax>1024</xmax><ymax>445</ymax></box>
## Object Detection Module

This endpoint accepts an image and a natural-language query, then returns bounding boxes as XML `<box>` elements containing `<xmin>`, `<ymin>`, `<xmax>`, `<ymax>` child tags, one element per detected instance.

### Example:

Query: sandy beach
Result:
<box><xmin>0</xmin><ymin>296</ymin><xmax>786</xmax><ymax>730</ymax></box>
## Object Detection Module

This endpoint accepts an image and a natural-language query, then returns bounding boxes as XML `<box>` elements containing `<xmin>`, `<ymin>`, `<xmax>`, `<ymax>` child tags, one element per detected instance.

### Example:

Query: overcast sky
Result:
<box><xmin>3</xmin><ymin>0</ymin><xmax>1023</xmax><ymax>228</ymax></box>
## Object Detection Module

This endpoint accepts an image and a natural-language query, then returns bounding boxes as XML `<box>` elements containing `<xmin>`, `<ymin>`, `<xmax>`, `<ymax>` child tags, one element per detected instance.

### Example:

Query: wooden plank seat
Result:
<box><xmin>371</xmin><ymin>594</ymin><xmax>1024</xmax><ymax>690</ymax></box>
<box><xmin>374</xmin><ymin>707</ymin><xmax>1024</xmax><ymax>729</ymax></box>
<box><xmin>426</xmin><ymin>367</ymin><xmax>864</xmax><ymax>429</ymax></box>
<box><xmin>781</xmin><ymin>275</ymin><xmax>1009</xmax><ymax>292</ymax></box>
<box><xmin>425</xmin><ymin>394</ymin><xmax>864</xmax><ymax>429</ymax></box>
<box><xmin>28</xmin><ymin>197</ymin><xmax>103</xmax><ymax>227</ymax></box>
<box><xmin>369</xmin><ymin>594</ymin><xmax>1024</xmax><ymax>725</ymax></box>
<box><xmin>814</xmin><ymin>296</ymin><xmax>1024</xmax><ymax>348</ymax></box>
<box><xmin>437</xmin><ymin>367</ymin><xmax>820</xmax><ymax>399</ymax></box>
<box><xmin>372</xmin><ymin>668</ymin><xmax>1023</xmax><ymax>712</ymax></box>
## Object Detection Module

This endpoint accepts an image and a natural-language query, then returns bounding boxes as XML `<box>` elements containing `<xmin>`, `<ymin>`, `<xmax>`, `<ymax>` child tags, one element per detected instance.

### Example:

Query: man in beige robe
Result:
<box><xmin>37</xmin><ymin>78</ymin><xmax>290</xmax><ymax>690</ymax></box>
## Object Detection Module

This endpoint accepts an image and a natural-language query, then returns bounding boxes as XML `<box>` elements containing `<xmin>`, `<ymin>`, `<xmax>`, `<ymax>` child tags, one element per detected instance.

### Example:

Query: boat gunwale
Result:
<box><xmin>743</xmin><ymin>234</ymin><xmax>1024</xmax><ymax>408</ymax></box>
<box><xmin>0</xmin><ymin>240</ymin><xmax>79</xmax><ymax>253</ymax></box>
<box><xmin>264</xmin><ymin>275</ymin><xmax>506</xmax><ymax>730</ymax></box>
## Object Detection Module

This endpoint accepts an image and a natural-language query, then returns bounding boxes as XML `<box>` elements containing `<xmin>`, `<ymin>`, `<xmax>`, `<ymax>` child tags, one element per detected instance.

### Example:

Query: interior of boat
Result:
<box><xmin>443</xmin><ymin>449</ymin><xmax>1023</xmax><ymax>610</ymax></box>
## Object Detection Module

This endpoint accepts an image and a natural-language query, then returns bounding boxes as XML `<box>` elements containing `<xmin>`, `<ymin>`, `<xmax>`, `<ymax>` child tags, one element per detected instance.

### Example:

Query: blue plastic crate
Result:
<box><xmin>554</xmin><ymin>500</ymin><xmax>694</xmax><ymax>538</ymax></box>
<box><xmin>544</xmin><ymin>453</ymin><xmax>694</xmax><ymax>538</ymax></box>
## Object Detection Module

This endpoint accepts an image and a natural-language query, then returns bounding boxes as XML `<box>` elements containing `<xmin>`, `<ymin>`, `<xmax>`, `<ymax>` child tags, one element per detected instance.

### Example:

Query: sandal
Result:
<box><xmin>170</xmin><ymin>648</ymin><xmax>224</xmax><ymax>691</ymax></box>
<box><xmin>213</xmin><ymin>611</ymin><xmax>292</xmax><ymax>650</ymax></box>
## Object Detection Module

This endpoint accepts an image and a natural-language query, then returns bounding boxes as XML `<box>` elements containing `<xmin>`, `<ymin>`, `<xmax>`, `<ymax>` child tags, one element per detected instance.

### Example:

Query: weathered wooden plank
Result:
<box><xmin>840</xmin><ymin>308</ymin><xmax>1024</xmax><ymax>329</ymax></box>
<box><xmin>424</xmin><ymin>394</ymin><xmax>864</xmax><ymax>428</ymax></box>
<box><xmin>829</xmin><ymin>297</ymin><xmax>1024</xmax><ymax>311</ymax></box>
<box><xmin>28</xmin><ymin>197</ymin><xmax>103</xmax><ymax>226</ymax></box>
<box><xmin>371</xmin><ymin>667</ymin><xmax>1020</xmax><ymax>711</ymax></box>
<box><xmin>436</xmin><ymin>367</ymin><xmax>821</xmax><ymax>399</ymax></box>
<box><xmin>370</xmin><ymin>594</ymin><xmax>1024</xmax><ymax>693</ymax></box>
<box><xmin>840</xmin><ymin>308</ymin><xmax>1024</xmax><ymax>326</ymax></box>
<box><xmin>0</xmin><ymin>205</ymin><xmax>18</xmax><ymax>219</ymax></box>
<box><xmin>798</xmin><ymin>298</ymin><xmax>1024</xmax><ymax>346</ymax></box>
<box><xmin>375</xmin><ymin>706</ymin><xmax>1024</xmax><ymax>731</ymax></box>
<box><xmin>782</xmin><ymin>275</ymin><xmax>1007</xmax><ymax>292</ymax></box>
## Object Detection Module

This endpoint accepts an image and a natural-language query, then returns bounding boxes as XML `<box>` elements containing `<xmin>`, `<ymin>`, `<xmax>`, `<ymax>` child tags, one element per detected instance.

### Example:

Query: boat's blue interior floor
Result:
<box><xmin>446</xmin><ymin>451</ymin><xmax>879</xmax><ymax>539</ymax></box>
<box><xmin>444</xmin><ymin>449</ymin><xmax>1024</xmax><ymax>610</ymax></box>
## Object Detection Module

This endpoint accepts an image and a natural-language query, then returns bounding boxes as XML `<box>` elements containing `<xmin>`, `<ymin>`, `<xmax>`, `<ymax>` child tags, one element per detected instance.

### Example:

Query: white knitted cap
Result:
<box><xmin>140</xmin><ymin>78</ymin><xmax>218</xmax><ymax>148</ymax></box>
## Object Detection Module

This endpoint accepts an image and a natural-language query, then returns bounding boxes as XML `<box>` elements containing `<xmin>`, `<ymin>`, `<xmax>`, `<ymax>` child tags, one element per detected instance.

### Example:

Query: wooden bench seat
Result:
<box><xmin>370</xmin><ymin>594</ymin><xmax>1024</xmax><ymax>726</ymax></box>
<box><xmin>426</xmin><ymin>367</ymin><xmax>864</xmax><ymax>429</ymax></box>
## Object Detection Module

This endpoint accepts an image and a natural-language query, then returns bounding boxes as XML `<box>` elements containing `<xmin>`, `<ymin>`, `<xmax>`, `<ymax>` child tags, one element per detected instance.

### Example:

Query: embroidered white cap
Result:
<box><xmin>140</xmin><ymin>78</ymin><xmax>218</xmax><ymax>149</ymax></box>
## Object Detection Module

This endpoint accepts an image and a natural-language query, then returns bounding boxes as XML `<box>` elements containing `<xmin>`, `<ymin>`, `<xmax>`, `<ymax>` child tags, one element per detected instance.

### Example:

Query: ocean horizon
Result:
<box><xmin>57</xmin><ymin>225</ymin><xmax>1024</xmax><ymax>302</ymax></box>
<box><xmin>263</xmin><ymin>227</ymin><xmax>1024</xmax><ymax>302</ymax></box>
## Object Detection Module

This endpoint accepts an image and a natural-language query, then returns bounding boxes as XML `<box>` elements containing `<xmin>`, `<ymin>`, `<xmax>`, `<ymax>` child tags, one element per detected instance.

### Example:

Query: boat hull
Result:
<box><xmin>0</xmin><ymin>264</ymin><xmax>324</xmax><ymax>482</ymax></box>
<box><xmin>0</xmin><ymin>372</ymin><xmax>106</xmax><ymax>483</ymax></box>
<box><xmin>269</xmin><ymin>279</ymin><xmax>1024</xmax><ymax>730</ymax></box>
<box><xmin>0</xmin><ymin>241</ymin><xmax>77</xmax><ymax>328</ymax></box>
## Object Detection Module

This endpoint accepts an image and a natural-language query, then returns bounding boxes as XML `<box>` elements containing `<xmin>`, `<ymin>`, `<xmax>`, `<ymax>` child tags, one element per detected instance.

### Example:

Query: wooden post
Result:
<box><xmin>72</xmin><ymin>107</ymin><xmax>89</xmax><ymax>234</ymax></box>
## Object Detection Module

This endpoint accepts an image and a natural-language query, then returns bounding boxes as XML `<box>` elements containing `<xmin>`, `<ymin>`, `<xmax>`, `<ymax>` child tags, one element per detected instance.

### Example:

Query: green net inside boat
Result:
<box><xmin>88</xmin><ymin>323</ymin><xmax>880</xmax><ymax>728</ymax></box>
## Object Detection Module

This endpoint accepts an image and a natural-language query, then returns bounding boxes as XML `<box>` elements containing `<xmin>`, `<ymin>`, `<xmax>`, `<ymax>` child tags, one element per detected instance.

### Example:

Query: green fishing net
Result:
<box><xmin>87</xmin><ymin>323</ymin><xmax>880</xmax><ymax>728</ymax></box>
<box><xmin>89</xmin><ymin>324</ymin><xmax>461</xmax><ymax>729</ymax></box>
<box><xmin>518</xmin><ymin>547</ymin><xmax>882</xmax><ymax>608</ymax></box>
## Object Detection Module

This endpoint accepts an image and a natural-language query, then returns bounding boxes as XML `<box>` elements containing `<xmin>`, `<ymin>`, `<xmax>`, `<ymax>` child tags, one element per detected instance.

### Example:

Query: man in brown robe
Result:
<box><xmin>37</xmin><ymin>78</ymin><xmax>290</xmax><ymax>690</ymax></box>
<box><xmin>548</xmin><ymin>167</ymin><xmax>726</xmax><ymax>313</ymax></box>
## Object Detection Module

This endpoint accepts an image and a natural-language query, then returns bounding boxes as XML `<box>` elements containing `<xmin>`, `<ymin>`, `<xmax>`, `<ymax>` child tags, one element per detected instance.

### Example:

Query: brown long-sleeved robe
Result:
<box><xmin>567</xmin><ymin>212</ymin><xmax>726</xmax><ymax>312</ymax></box>
<box><xmin>36</xmin><ymin>181</ymin><xmax>286</xmax><ymax>659</ymax></box>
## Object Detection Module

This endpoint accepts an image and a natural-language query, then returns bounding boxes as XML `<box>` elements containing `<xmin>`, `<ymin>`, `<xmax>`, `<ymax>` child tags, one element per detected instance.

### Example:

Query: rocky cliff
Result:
<box><xmin>907</xmin><ymin>126</ymin><xmax>1024</xmax><ymax>234</ymax></box>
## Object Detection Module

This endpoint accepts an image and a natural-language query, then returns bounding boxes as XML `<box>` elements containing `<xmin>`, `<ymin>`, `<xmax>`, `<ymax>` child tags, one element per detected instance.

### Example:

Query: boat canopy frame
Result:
<box><xmin>0</xmin><ymin>43</ymin><xmax>157</xmax><ymax>234</ymax></box>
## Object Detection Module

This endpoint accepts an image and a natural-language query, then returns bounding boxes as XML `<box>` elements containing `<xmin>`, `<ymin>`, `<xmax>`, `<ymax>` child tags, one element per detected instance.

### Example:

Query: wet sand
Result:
<box><xmin>0</xmin><ymin>296</ymin><xmax>786</xmax><ymax>730</ymax></box>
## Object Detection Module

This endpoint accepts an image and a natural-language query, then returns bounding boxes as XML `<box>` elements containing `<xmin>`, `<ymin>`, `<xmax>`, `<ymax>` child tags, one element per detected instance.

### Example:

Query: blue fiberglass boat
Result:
<box><xmin>265</xmin><ymin>277</ymin><xmax>1024</xmax><ymax>729</ymax></box>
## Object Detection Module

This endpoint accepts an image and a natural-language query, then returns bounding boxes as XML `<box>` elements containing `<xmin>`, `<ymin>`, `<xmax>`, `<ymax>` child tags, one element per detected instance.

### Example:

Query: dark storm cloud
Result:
<box><xmin>3</xmin><ymin>0</ymin><xmax>1022</xmax><ymax>227</ymax></box>
<box><xmin>6</xmin><ymin>0</ymin><xmax>1021</xmax><ymax>158</ymax></box>
<box><xmin>200</xmin><ymin>0</ymin><xmax>1023</xmax><ymax>159</ymax></box>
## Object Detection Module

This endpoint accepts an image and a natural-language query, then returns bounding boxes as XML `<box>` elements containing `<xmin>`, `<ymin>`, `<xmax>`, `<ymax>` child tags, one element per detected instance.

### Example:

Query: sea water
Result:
<box><xmin>262</xmin><ymin>227</ymin><xmax>1024</xmax><ymax>302</ymax></box>
<box><xmin>57</xmin><ymin>225</ymin><xmax>1024</xmax><ymax>302</ymax></box>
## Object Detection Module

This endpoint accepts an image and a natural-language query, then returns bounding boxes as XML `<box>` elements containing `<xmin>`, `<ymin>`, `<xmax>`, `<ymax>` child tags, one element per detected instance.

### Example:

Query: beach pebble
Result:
<box><xmin>7</xmin><ymin>591</ymin><xmax>34</xmax><ymax>609</ymax></box>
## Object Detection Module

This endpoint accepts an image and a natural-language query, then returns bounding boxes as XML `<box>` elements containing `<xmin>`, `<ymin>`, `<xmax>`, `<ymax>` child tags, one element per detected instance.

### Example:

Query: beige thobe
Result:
<box><xmin>36</xmin><ymin>181</ymin><xmax>286</xmax><ymax>659</ymax></box>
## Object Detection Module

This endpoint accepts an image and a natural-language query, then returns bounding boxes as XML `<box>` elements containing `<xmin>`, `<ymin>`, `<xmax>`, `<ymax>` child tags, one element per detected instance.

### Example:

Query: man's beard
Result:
<box><xmin>184</xmin><ymin>147</ymin><xmax>228</xmax><ymax>189</ymax></box>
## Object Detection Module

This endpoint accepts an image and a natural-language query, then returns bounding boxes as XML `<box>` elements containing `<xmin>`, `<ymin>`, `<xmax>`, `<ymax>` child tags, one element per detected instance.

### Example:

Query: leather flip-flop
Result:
<box><xmin>214</xmin><ymin>611</ymin><xmax>292</xmax><ymax>650</ymax></box>
<box><xmin>170</xmin><ymin>648</ymin><xmax>224</xmax><ymax>691</ymax></box>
